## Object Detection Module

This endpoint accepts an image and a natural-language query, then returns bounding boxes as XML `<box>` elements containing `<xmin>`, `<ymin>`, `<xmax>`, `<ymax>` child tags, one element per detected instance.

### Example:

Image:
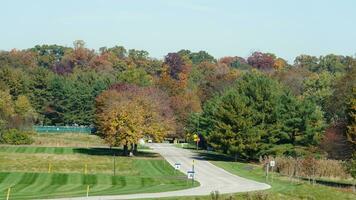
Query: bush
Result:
<box><xmin>269</xmin><ymin>156</ymin><xmax>350</xmax><ymax>180</ymax></box>
<box><xmin>0</xmin><ymin>129</ymin><xmax>34</xmax><ymax>145</ymax></box>
<box><xmin>244</xmin><ymin>192</ymin><xmax>269</xmax><ymax>200</ymax></box>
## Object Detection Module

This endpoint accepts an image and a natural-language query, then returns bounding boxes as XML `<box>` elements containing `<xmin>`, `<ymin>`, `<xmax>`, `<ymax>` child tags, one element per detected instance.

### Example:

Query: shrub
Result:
<box><xmin>270</xmin><ymin>156</ymin><xmax>350</xmax><ymax>180</ymax></box>
<box><xmin>0</xmin><ymin>129</ymin><xmax>34</xmax><ymax>145</ymax></box>
<box><xmin>244</xmin><ymin>192</ymin><xmax>269</xmax><ymax>200</ymax></box>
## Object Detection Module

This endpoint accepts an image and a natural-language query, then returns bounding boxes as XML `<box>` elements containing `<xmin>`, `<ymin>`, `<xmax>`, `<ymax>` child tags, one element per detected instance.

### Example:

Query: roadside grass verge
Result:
<box><xmin>212</xmin><ymin>161</ymin><xmax>355</xmax><ymax>200</ymax></box>
<box><xmin>153</xmin><ymin>148</ymin><xmax>356</xmax><ymax>200</ymax></box>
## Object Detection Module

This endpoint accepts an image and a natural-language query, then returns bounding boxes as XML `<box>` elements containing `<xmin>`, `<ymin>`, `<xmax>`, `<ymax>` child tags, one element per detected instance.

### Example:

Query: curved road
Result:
<box><xmin>58</xmin><ymin>143</ymin><xmax>270</xmax><ymax>200</ymax></box>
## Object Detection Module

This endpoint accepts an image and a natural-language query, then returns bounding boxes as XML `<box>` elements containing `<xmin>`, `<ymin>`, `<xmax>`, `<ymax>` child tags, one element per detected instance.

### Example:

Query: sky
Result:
<box><xmin>1</xmin><ymin>0</ymin><xmax>355</xmax><ymax>62</ymax></box>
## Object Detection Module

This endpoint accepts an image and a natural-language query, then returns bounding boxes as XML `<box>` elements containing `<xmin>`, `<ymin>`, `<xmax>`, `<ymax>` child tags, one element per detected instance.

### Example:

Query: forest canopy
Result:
<box><xmin>0</xmin><ymin>40</ymin><xmax>355</xmax><ymax>158</ymax></box>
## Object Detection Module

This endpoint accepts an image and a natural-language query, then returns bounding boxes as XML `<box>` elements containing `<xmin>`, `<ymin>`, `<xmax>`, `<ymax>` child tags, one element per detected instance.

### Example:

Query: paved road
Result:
<box><xmin>56</xmin><ymin>143</ymin><xmax>270</xmax><ymax>200</ymax></box>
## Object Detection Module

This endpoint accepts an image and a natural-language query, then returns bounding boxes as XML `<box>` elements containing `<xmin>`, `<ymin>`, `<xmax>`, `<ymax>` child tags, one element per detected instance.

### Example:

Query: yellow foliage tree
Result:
<box><xmin>95</xmin><ymin>86</ymin><xmax>175</xmax><ymax>155</ymax></box>
<box><xmin>273</xmin><ymin>58</ymin><xmax>287</xmax><ymax>70</ymax></box>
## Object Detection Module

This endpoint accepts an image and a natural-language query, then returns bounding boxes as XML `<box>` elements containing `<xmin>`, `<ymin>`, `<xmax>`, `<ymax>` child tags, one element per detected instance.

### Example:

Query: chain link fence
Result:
<box><xmin>34</xmin><ymin>126</ymin><xmax>93</xmax><ymax>134</ymax></box>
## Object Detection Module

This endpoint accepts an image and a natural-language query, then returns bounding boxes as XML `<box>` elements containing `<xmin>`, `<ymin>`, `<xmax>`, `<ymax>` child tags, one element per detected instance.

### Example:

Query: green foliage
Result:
<box><xmin>43</xmin><ymin>70</ymin><xmax>114</xmax><ymax>125</ymax></box>
<box><xmin>0</xmin><ymin>129</ymin><xmax>34</xmax><ymax>145</ymax></box>
<box><xmin>178</xmin><ymin>49</ymin><xmax>216</xmax><ymax>65</ymax></box>
<box><xmin>0</xmin><ymin>41</ymin><xmax>355</xmax><ymax>157</ymax></box>
<box><xmin>346</xmin><ymin>87</ymin><xmax>356</xmax><ymax>145</ymax></box>
<box><xmin>117</xmin><ymin>67</ymin><xmax>153</xmax><ymax>86</ymax></box>
<box><xmin>0</xmin><ymin>67</ymin><xmax>30</xmax><ymax>98</ymax></box>
<box><xmin>294</xmin><ymin>54</ymin><xmax>353</xmax><ymax>73</ymax></box>
<box><xmin>30</xmin><ymin>44</ymin><xmax>69</xmax><ymax>68</ymax></box>
<box><xmin>302</xmin><ymin>71</ymin><xmax>335</xmax><ymax>111</ymax></box>
<box><xmin>192</xmin><ymin>72</ymin><xmax>325</xmax><ymax>160</ymax></box>
<box><xmin>345</xmin><ymin>154</ymin><xmax>356</xmax><ymax>179</ymax></box>
<box><xmin>326</xmin><ymin>64</ymin><xmax>356</xmax><ymax>121</ymax></box>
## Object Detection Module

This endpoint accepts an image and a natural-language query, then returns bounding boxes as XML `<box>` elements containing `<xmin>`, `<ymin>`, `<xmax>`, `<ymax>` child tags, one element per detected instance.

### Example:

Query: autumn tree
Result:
<box><xmin>247</xmin><ymin>52</ymin><xmax>275</xmax><ymax>70</ymax></box>
<box><xmin>0</xmin><ymin>90</ymin><xmax>36</xmax><ymax>131</ymax></box>
<box><xmin>95</xmin><ymin>84</ymin><xmax>175</xmax><ymax>155</ymax></box>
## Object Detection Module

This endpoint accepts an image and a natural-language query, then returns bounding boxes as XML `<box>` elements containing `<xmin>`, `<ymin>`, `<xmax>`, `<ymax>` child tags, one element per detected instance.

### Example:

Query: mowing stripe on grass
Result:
<box><xmin>0</xmin><ymin>146</ymin><xmax>121</xmax><ymax>156</ymax></box>
<box><xmin>0</xmin><ymin>172</ymin><xmax>194</xmax><ymax>200</ymax></box>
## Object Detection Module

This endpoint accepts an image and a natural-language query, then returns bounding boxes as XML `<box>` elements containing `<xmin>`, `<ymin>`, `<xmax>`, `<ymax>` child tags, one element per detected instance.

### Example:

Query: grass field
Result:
<box><xmin>32</xmin><ymin>133</ymin><xmax>105</xmax><ymax>147</ymax></box>
<box><xmin>0</xmin><ymin>146</ymin><xmax>197</xmax><ymax>200</ymax></box>
<box><xmin>148</xmin><ymin>150</ymin><xmax>356</xmax><ymax>200</ymax></box>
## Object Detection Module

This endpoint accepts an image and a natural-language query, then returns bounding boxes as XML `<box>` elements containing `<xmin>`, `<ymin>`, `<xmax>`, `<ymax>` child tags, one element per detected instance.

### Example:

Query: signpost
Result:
<box><xmin>187</xmin><ymin>170</ymin><xmax>195</xmax><ymax>186</ymax></box>
<box><xmin>191</xmin><ymin>159</ymin><xmax>196</xmax><ymax>185</ymax></box>
<box><xmin>187</xmin><ymin>171</ymin><xmax>195</xmax><ymax>179</ymax></box>
<box><xmin>270</xmin><ymin>160</ymin><xmax>275</xmax><ymax>167</ymax></box>
<box><xmin>174</xmin><ymin>163</ymin><xmax>181</xmax><ymax>170</ymax></box>
<box><xmin>265</xmin><ymin>160</ymin><xmax>276</xmax><ymax>182</ymax></box>
<box><xmin>270</xmin><ymin>160</ymin><xmax>275</xmax><ymax>182</ymax></box>
<box><xmin>193</xmin><ymin>134</ymin><xmax>200</xmax><ymax>150</ymax></box>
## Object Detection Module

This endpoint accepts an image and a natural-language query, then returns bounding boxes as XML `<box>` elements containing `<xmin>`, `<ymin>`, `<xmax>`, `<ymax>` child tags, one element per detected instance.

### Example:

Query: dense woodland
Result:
<box><xmin>0</xmin><ymin>40</ymin><xmax>355</xmax><ymax>161</ymax></box>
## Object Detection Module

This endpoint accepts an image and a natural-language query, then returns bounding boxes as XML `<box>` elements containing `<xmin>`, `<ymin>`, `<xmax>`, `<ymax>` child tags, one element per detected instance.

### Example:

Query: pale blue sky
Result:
<box><xmin>1</xmin><ymin>0</ymin><xmax>355</xmax><ymax>61</ymax></box>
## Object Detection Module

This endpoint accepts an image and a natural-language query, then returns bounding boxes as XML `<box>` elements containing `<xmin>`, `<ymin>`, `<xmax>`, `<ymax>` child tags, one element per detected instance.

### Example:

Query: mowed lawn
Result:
<box><xmin>0</xmin><ymin>146</ymin><xmax>196</xmax><ymax>200</ymax></box>
<box><xmin>32</xmin><ymin>133</ymin><xmax>106</xmax><ymax>147</ymax></box>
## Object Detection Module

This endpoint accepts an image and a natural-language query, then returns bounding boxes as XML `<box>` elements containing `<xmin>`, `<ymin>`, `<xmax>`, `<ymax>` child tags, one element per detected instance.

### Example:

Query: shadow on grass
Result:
<box><xmin>188</xmin><ymin>149</ymin><xmax>251</xmax><ymax>163</ymax></box>
<box><xmin>73</xmin><ymin>148</ymin><xmax>158</xmax><ymax>158</ymax></box>
<box><xmin>192</xmin><ymin>151</ymin><xmax>234</xmax><ymax>162</ymax></box>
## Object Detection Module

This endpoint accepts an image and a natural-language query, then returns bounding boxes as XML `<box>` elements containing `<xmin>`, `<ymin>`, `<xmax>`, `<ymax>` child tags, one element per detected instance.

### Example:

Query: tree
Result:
<box><xmin>346</xmin><ymin>88</ymin><xmax>356</xmax><ymax>146</ymax></box>
<box><xmin>164</xmin><ymin>53</ymin><xmax>186</xmax><ymax>80</ymax></box>
<box><xmin>0</xmin><ymin>49</ymin><xmax>36</xmax><ymax>69</ymax></box>
<box><xmin>302</xmin><ymin>71</ymin><xmax>335</xmax><ymax>112</ymax></box>
<box><xmin>13</xmin><ymin>95</ymin><xmax>37</xmax><ymax>129</ymax></box>
<box><xmin>178</xmin><ymin>50</ymin><xmax>216</xmax><ymax>65</ymax></box>
<box><xmin>273</xmin><ymin>58</ymin><xmax>288</xmax><ymax>70</ymax></box>
<box><xmin>30</xmin><ymin>44</ymin><xmax>69</xmax><ymax>68</ymax></box>
<box><xmin>95</xmin><ymin>84</ymin><xmax>175</xmax><ymax>154</ymax></box>
<box><xmin>117</xmin><ymin>68</ymin><xmax>153</xmax><ymax>86</ymax></box>
<box><xmin>191</xmin><ymin>72</ymin><xmax>325</xmax><ymax>160</ymax></box>
<box><xmin>0</xmin><ymin>67</ymin><xmax>30</xmax><ymax>98</ymax></box>
<box><xmin>273</xmin><ymin>67</ymin><xmax>312</xmax><ymax>95</ymax></box>
<box><xmin>326</xmin><ymin>64</ymin><xmax>356</xmax><ymax>122</ymax></box>
<box><xmin>0</xmin><ymin>90</ymin><xmax>36</xmax><ymax>131</ymax></box>
<box><xmin>0</xmin><ymin>90</ymin><xmax>14</xmax><ymax>132</ymax></box>
<box><xmin>294</xmin><ymin>54</ymin><xmax>319</xmax><ymax>70</ymax></box>
<box><xmin>318</xmin><ymin>54</ymin><xmax>349</xmax><ymax>73</ymax></box>
<box><xmin>247</xmin><ymin>52</ymin><xmax>275</xmax><ymax>70</ymax></box>
<box><xmin>219</xmin><ymin>56</ymin><xmax>252</xmax><ymax>70</ymax></box>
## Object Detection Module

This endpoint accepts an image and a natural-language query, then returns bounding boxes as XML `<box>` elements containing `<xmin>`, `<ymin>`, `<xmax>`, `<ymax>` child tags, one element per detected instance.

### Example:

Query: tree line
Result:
<box><xmin>0</xmin><ymin>40</ymin><xmax>355</xmax><ymax>158</ymax></box>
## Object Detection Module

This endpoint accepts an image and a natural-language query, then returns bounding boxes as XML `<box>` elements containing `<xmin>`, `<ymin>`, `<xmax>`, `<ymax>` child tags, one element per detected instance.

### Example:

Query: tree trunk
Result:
<box><xmin>133</xmin><ymin>144</ymin><xmax>138</xmax><ymax>155</ymax></box>
<box><xmin>129</xmin><ymin>144</ymin><xmax>134</xmax><ymax>157</ymax></box>
<box><xmin>123</xmin><ymin>144</ymin><xmax>128</xmax><ymax>156</ymax></box>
